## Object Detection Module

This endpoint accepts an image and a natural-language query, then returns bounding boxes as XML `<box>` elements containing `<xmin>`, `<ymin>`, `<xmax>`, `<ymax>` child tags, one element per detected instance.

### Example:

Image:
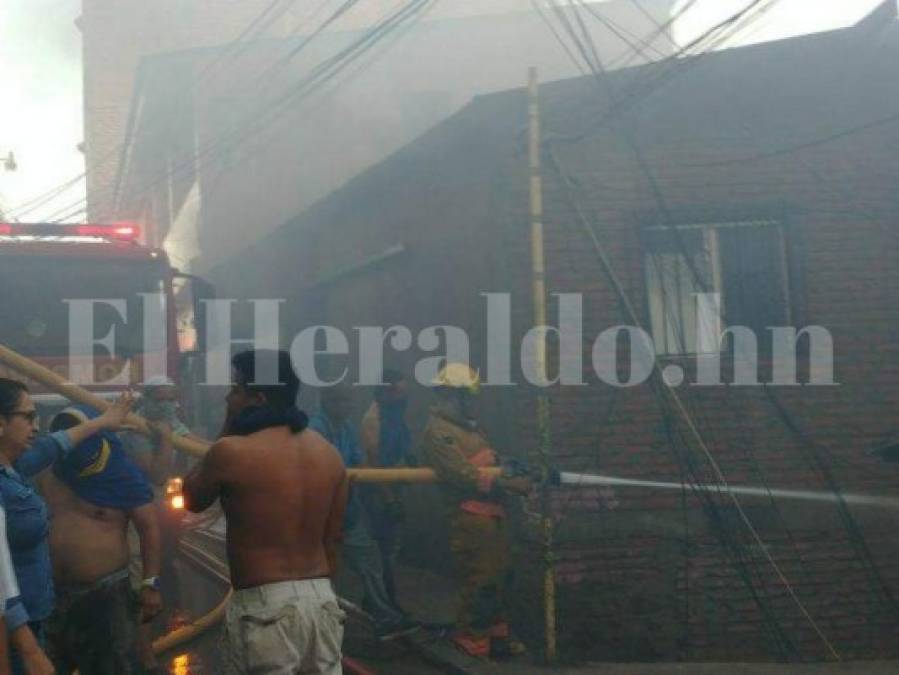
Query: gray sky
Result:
<box><xmin>673</xmin><ymin>0</ymin><xmax>885</xmax><ymax>47</ymax></box>
<box><xmin>0</xmin><ymin>0</ymin><xmax>82</xmax><ymax>221</ymax></box>
<box><xmin>0</xmin><ymin>0</ymin><xmax>889</xmax><ymax>222</ymax></box>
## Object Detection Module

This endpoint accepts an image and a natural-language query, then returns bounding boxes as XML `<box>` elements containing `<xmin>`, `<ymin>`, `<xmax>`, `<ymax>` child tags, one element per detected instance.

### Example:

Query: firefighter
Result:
<box><xmin>422</xmin><ymin>363</ymin><xmax>531</xmax><ymax>659</ymax></box>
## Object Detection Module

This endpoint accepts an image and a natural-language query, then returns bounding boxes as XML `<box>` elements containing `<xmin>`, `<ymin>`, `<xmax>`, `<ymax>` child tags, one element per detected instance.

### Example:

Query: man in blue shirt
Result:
<box><xmin>309</xmin><ymin>385</ymin><xmax>417</xmax><ymax>641</ymax></box>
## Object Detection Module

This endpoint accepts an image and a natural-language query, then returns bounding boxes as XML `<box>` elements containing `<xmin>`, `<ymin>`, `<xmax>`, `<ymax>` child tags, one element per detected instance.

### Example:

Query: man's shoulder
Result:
<box><xmin>288</xmin><ymin>428</ymin><xmax>347</xmax><ymax>468</ymax></box>
<box><xmin>301</xmin><ymin>430</ymin><xmax>348</xmax><ymax>470</ymax></box>
<box><xmin>207</xmin><ymin>435</ymin><xmax>249</xmax><ymax>463</ymax></box>
<box><xmin>212</xmin><ymin>434</ymin><xmax>245</xmax><ymax>449</ymax></box>
<box><xmin>297</xmin><ymin>426</ymin><xmax>335</xmax><ymax>448</ymax></box>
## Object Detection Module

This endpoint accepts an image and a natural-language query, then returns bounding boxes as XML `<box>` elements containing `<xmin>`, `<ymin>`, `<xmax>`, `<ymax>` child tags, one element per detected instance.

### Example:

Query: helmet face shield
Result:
<box><xmin>431</xmin><ymin>362</ymin><xmax>481</xmax><ymax>394</ymax></box>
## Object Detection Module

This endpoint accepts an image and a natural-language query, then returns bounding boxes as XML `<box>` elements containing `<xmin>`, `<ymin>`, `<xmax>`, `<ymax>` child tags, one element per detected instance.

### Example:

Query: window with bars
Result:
<box><xmin>643</xmin><ymin>221</ymin><xmax>790</xmax><ymax>356</ymax></box>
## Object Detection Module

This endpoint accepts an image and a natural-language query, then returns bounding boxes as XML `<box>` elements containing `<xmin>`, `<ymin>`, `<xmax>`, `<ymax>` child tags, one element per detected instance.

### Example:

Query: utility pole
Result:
<box><xmin>528</xmin><ymin>66</ymin><xmax>558</xmax><ymax>664</ymax></box>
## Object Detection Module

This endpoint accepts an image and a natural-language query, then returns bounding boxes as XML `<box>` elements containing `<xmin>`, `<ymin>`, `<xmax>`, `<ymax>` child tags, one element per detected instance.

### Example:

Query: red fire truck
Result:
<box><xmin>0</xmin><ymin>221</ymin><xmax>213</xmax><ymax>426</ymax></box>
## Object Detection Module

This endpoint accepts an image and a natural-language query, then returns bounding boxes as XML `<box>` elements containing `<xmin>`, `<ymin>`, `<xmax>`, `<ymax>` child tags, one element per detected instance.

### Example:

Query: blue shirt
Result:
<box><xmin>308</xmin><ymin>412</ymin><xmax>363</xmax><ymax>527</ymax></box>
<box><xmin>0</xmin><ymin>431</ymin><xmax>72</xmax><ymax>629</ymax></box>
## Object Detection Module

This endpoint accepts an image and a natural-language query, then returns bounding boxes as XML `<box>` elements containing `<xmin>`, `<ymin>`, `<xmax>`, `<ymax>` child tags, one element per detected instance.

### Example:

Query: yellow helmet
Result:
<box><xmin>432</xmin><ymin>362</ymin><xmax>481</xmax><ymax>394</ymax></box>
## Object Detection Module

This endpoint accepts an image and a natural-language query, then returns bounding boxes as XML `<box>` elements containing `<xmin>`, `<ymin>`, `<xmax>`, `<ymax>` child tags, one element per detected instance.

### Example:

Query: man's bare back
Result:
<box><xmin>185</xmin><ymin>426</ymin><xmax>348</xmax><ymax>589</ymax></box>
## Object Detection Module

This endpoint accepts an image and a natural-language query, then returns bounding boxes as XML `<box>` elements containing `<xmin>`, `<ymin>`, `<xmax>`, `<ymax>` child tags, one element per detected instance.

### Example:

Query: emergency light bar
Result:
<box><xmin>0</xmin><ymin>222</ymin><xmax>140</xmax><ymax>241</ymax></box>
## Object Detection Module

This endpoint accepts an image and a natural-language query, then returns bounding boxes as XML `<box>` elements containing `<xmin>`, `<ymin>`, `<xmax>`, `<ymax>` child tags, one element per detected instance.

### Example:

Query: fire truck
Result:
<box><xmin>0</xmin><ymin>221</ymin><xmax>213</xmax><ymax>427</ymax></box>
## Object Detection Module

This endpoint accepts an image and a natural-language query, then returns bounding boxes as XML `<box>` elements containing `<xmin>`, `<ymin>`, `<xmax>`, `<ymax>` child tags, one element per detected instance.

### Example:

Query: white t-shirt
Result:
<box><xmin>0</xmin><ymin>505</ymin><xmax>20</xmax><ymax>614</ymax></box>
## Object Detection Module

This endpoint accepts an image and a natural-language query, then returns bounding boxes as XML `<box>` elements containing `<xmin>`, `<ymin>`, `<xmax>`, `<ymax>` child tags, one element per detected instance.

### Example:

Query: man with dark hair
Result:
<box><xmin>230</xmin><ymin>349</ymin><xmax>299</xmax><ymax>403</ymax></box>
<box><xmin>310</xmin><ymin>384</ymin><xmax>418</xmax><ymax>641</ymax></box>
<box><xmin>184</xmin><ymin>350</ymin><xmax>348</xmax><ymax>675</ymax></box>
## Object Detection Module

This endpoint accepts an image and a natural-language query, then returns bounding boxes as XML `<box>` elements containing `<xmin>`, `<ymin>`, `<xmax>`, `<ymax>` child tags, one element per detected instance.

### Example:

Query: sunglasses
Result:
<box><xmin>6</xmin><ymin>410</ymin><xmax>39</xmax><ymax>424</ymax></box>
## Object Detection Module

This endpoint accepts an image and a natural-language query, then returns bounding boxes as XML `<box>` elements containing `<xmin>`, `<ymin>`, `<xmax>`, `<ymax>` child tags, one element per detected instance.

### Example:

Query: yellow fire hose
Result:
<box><xmin>0</xmin><ymin>343</ymin><xmax>499</xmax><ymax>483</ymax></box>
<box><xmin>151</xmin><ymin>589</ymin><xmax>233</xmax><ymax>654</ymax></box>
<box><xmin>0</xmin><ymin>343</ymin><xmax>503</xmax><ymax>659</ymax></box>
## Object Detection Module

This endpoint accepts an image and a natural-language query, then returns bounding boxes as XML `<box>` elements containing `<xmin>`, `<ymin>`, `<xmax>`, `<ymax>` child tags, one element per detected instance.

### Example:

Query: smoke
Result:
<box><xmin>0</xmin><ymin>0</ymin><xmax>84</xmax><ymax>220</ymax></box>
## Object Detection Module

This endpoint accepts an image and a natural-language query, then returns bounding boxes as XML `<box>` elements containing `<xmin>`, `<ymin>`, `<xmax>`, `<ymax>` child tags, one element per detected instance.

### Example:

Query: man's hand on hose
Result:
<box><xmin>139</xmin><ymin>587</ymin><xmax>163</xmax><ymax>623</ymax></box>
<box><xmin>497</xmin><ymin>475</ymin><xmax>533</xmax><ymax>496</ymax></box>
<box><xmin>97</xmin><ymin>390</ymin><xmax>135</xmax><ymax>430</ymax></box>
<box><xmin>61</xmin><ymin>391</ymin><xmax>136</xmax><ymax>449</ymax></box>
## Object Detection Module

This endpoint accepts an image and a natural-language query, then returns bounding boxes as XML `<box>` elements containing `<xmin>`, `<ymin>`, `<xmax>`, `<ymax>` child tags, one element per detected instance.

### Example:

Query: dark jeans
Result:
<box><xmin>342</xmin><ymin>516</ymin><xmax>404</xmax><ymax>629</ymax></box>
<box><xmin>367</xmin><ymin>496</ymin><xmax>401</xmax><ymax>606</ymax></box>
<box><xmin>45</xmin><ymin>572</ymin><xmax>144</xmax><ymax>675</ymax></box>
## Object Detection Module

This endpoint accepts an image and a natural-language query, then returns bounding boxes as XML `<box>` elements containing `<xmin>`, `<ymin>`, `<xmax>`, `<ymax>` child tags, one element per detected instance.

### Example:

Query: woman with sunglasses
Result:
<box><xmin>0</xmin><ymin>379</ymin><xmax>132</xmax><ymax>675</ymax></box>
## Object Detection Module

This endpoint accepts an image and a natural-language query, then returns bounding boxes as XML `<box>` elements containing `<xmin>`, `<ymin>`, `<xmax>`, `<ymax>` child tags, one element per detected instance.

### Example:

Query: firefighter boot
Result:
<box><xmin>488</xmin><ymin>621</ymin><xmax>527</xmax><ymax>659</ymax></box>
<box><xmin>451</xmin><ymin>631</ymin><xmax>491</xmax><ymax>659</ymax></box>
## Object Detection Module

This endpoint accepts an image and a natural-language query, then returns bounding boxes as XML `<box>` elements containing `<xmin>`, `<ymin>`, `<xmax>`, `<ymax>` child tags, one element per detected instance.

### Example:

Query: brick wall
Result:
<box><xmin>209</xmin><ymin>107</ymin><xmax>899</xmax><ymax>662</ymax></box>
<box><xmin>201</xmin><ymin>22</ymin><xmax>899</xmax><ymax>663</ymax></box>
<box><xmin>505</xmin><ymin>110</ymin><xmax>899</xmax><ymax>660</ymax></box>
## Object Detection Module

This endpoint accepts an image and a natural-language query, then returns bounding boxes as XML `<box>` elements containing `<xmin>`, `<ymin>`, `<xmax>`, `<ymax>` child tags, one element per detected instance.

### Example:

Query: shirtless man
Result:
<box><xmin>41</xmin><ymin>405</ymin><xmax>160</xmax><ymax>675</ymax></box>
<box><xmin>184</xmin><ymin>349</ymin><xmax>348</xmax><ymax>675</ymax></box>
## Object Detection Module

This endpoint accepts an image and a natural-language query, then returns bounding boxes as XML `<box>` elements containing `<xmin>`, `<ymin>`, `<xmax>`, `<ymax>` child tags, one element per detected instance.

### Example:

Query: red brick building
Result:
<box><xmin>205</xmin><ymin>4</ymin><xmax>899</xmax><ymax>662</ymax></box>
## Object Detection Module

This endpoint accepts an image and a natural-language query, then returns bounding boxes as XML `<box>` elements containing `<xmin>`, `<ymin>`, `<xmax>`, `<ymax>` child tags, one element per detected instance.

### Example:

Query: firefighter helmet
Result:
<box><xmin>432</xmin><ymin>363</ymin><xmax>481</xmax><ymax>394</ymax></box>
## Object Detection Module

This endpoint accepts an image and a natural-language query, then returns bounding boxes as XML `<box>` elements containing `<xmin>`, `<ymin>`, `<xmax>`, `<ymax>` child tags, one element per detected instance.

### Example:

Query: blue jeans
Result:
<box><xmin>342</xmin><ymin>516</ymin><xmax>403</xmax><ymax>629</ymax></box>
<box><xmin>367</xmin><ymin>497</ymin><xmax>400</xmax><ymax>605</ymax></box>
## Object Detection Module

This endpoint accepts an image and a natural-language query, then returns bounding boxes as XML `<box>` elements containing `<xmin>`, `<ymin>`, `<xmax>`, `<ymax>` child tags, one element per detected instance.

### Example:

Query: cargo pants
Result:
<box><xmin>449</xmin><ymin>510</ymin><xmax>512</xmax><ymax>635</ymax></box>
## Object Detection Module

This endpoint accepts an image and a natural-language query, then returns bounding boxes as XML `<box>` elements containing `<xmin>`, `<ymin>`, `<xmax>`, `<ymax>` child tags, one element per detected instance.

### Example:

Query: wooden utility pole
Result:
<box><xmin>528</xmin><ymin>65</ymin><xmax>558</xmax><ymax>663</ymax></box>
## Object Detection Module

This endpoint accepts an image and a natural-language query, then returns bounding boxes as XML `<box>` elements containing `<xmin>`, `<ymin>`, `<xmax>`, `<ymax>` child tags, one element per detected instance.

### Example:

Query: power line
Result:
<box><xmin>538</xmin><ymin>0</ymin><xmax>851</xmax><ymax>658</ymax></box>
<box><xmin>608</xmin><ymin>0</ymin><xmax>701</xmax><ymax>69</ymax></box>
<box><xmin>554</xmin><ymin>0</ymin><xmax>899</xmax><ymax>634</ymax></box>
<box><xmin>197</xmin><ymin>0</ymin><xmax>437</xmax><ymax>208</ymax></box>
<box><xmin>549</xmin><ymin>0</ymin><xmax>782</xmax><ymax>145</ymax></box>
<box><xmin>545</xmin><ymin>144</ymin><xmax>840</xmax><ymax>660</ymax></box>
<box><xmin>38</xmin><ymin>0</ymin><xmax>369</xmax><ymax>223</ymax></box>
<box><xmin>5</xmin><ymin>0</ymin><xmax>304</xmax><ymax>222</ymax></box>
<box><xmin>576</xmin><ymin>0</ymin><xmax>669</xmax><ymax>62</ymax></box>
<box><xmin>683</xmin><ymin>109</ymin><xmax>899</xmax><ymax>167</ymax></box>
<box><xmin>46</xmin><ymin>0</ymin><xmax>437</xmax><ymax>226</ymax></box>
<box><xmin>628</xmin><ymin>0</ymin><xmax>679</xmax><ymax>48</ymax></box>
<box><xmin>530</xmin><ymin>0</ymin><xmax>589</xmax><ymax>75</ymax></box>
<box><xmin>574</xmin><ymin>3</ymin><xmax>815</xmax><ymax>653</ymax></box>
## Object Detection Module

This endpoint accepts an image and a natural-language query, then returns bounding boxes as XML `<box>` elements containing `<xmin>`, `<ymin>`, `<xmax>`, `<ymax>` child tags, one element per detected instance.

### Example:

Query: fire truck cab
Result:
<box><xmin>0</xmin><ymin>222</ymin><xmax>213</xmax><ymax>430</ymax></box>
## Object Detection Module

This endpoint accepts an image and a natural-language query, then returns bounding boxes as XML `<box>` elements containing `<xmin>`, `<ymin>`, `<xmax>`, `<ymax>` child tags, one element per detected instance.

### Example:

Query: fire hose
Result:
<box><xmin>2</xmin><ymin>343</ymin><xmax>895</xmax><ymax>507</ymax></box>
<box><xmin>0</xmin><ymin>345</ymin><xmax>495</xmax><ymax>666</ymax></box>
<box><xmin>0</xmin><ymin>343</ymin><xmax>498</xmax><ymax>483</ymax></box>
<box><xmin>1</xmin><ymin>343</ymin><xmax>898</xmax><ymax>661</ymax></box>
